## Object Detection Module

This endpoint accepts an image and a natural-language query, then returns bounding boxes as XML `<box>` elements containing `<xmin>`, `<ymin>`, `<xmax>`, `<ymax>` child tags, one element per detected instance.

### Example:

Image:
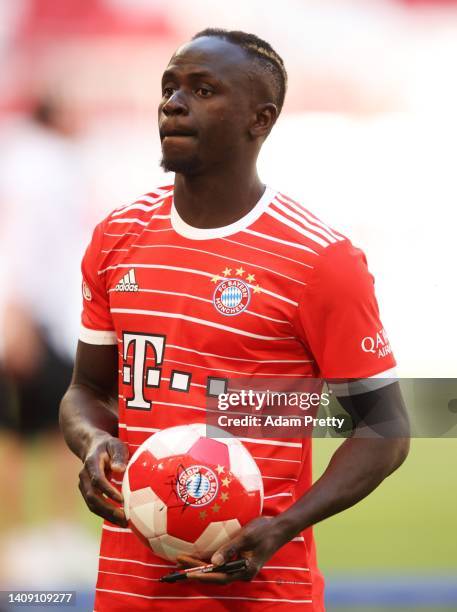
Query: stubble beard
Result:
<box><xmin>160</xmin><ymin>153</ymin><xmax>202</xmax><ymax>176</ymax></box>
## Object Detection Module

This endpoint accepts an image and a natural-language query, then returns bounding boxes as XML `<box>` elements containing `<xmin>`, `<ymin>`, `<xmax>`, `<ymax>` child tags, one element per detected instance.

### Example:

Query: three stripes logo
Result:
<box><xmin>115</xmin><ymin>269</ymin><xmax>139</xmax><ymax>292</ymax></box>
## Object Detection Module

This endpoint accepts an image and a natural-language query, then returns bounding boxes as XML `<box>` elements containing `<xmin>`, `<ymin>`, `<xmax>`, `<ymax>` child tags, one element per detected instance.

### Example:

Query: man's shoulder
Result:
<box><xmin>84</xmin><ymin>185</ymin><xmax>174</xmax><ymax>264</ymax></box>
<box><xmin>259</xmin><ymin>188</ymin><xmax>350</xmax><ymax>256</ymax></box>
<box><xmin>100</xmin><ymin>184</ymin><xmax>174</xmax><ymax>227</ymax></box>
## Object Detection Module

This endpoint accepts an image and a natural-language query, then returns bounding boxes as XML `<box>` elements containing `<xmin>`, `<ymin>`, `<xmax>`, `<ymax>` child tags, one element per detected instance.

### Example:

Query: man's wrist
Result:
<box><xmin>271</xmin><ymin>509</ymin><xmax>311</xmax><ymax>547</ymax></box>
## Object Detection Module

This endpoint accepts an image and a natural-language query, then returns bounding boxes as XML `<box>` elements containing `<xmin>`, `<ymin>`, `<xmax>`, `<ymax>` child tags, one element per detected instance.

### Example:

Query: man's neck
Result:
<box><xmin>173</xmin><ymin>169</ymin><xmax>265</xmax><ymax>230</ymax></box>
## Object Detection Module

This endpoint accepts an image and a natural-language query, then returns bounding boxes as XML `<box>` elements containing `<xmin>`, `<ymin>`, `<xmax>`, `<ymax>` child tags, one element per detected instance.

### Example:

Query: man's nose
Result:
<box><xmin>161</xmin><ymin>91</ymin><xmax>189</xmax><ymax>116</ymax></box>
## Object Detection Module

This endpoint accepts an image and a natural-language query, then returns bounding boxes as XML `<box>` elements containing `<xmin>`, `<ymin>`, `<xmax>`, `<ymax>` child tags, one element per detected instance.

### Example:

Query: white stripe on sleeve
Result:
<box><xmin>79</xmin><ymin>325</ymin><xmax>117</xmax><ymax>345</ymax></box>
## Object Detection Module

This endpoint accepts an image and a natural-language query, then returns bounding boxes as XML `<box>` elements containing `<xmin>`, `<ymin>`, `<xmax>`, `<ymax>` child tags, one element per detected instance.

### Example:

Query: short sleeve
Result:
<box><xmin>79</xmin><ymin>221</ymin><xmax>117</xmax><ymax>345</ymax></box>
<box><xmin>296</xmin><ymin>239</ymin><xmax>396</xmax><ymax>381</ymax></box>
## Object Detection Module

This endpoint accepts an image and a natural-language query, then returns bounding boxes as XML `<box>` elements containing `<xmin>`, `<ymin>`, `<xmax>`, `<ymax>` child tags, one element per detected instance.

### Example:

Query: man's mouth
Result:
<box><xmin>160</xmin><ymin>129</ymin><xmax>197</xmax><ymax>141</ymax></box>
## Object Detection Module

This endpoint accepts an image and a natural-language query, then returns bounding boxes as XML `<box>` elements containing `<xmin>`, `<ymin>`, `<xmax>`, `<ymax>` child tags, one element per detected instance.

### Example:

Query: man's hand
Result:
<box><xmin>176</xmin><ymin>516</ymin><xmax>286</xmax><ymax>584</ymax></box>
<box><xmin>78</xmin><ymin>433</ymin><xmax>129</xmax><ymax>527</ymax></box>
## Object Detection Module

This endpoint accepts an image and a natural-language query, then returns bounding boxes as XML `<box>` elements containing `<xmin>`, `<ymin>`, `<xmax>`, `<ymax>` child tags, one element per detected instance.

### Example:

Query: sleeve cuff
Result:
<box><xmin>79</xmin><ymin>325</ymin><xmax>117</xmax><ymax>345</ymax></box>
<box><xmin>327</xmin><ymin>367</ymin><xmax>398</xmax><ymax>397</ymax></box>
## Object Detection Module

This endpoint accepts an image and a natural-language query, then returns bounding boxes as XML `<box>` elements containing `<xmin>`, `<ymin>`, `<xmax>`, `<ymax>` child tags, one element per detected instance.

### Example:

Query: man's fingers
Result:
<box><xmin>175</xmin><ymin>555</ymin><xmax>206</xmax><ymax>569</ymax></box>
<box><xmin>187</xmin><ymin>569</ymin><xmax>251</xmax><ymax>584</ymax></box>
<box><xmin>107</xmin><ymin>438</ymin><xmax>128</xmax><ymax>472</ymax></box>
<box><xmin>211</xmin><ymin>538</ymin><xmax>245</xmax><ymax>567</ymax></box>
<box><xmin>187</xmin><ymin>571</ymin><xmax>233</xmax><ymax>584</ymax></box>
<box><xmin>85</xmin><ymin>452</ymin><xmax>123</xmax><ymax>503</ymax></box>
<box><xmin>79</xmin><ymin>471</ymin><xmax>128</xmax><ymax>527</ymax></box>
<box><xmin>175</xmin><ymin>552</ymin><xmax>256</xmax><ymax>584</ymax></box>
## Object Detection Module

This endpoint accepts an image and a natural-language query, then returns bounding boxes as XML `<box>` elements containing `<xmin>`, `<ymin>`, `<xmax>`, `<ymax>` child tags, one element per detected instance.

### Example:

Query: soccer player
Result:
<box><xmin>60</xmin><ymin>29</ymin><xmax>409</xmax><ymax>611</ymax></box>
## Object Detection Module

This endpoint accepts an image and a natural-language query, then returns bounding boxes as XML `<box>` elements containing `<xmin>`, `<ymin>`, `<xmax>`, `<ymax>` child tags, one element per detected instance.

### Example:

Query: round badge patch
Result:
<box><xmin>177</xmin><ymin>465</ymin><xmax>219</xmax><ymax>507</ymax></box>
<box><xmin>213</xmin><ymin>278</ymin><xmax>250</xmax><ymax>316</ymax></box>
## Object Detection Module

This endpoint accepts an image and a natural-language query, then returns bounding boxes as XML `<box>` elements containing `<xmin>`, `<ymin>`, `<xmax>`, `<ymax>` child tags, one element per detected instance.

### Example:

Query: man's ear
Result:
<box><xmin>249</xmin><ymin>103</ymin><xmax>278</xmax><ymax>139</ymax></box>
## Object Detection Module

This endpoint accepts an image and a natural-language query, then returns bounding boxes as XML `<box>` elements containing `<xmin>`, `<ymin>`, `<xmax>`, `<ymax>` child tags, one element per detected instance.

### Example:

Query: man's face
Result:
<box><xmin>158</xmin><ymin>37</ymin><xmax>255</xmax><ymax>175</ymax></box>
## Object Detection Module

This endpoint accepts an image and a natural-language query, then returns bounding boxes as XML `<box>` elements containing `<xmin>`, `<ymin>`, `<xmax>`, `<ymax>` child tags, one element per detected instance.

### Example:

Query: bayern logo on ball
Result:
<box><xmin>213</xmin><ymin>278</ymin><xmax>250</xmax><ymax>316</ymax></box>
<box><xmin>177</xmin><ymin>465</ymin><xmax>219</xmax><ymax>507</ymax></box>
<box><xmin>122</xmin><ymin>423</ymin><xmax>263</xmax><ymax>562</ymax></box>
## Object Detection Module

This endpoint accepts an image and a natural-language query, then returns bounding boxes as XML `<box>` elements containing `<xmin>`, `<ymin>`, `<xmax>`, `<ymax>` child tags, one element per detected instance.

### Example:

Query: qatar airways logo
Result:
<box><xmin>361</xmin><ymin>328</ymin><xmax>392</xmax><ymax>359</ymax></box>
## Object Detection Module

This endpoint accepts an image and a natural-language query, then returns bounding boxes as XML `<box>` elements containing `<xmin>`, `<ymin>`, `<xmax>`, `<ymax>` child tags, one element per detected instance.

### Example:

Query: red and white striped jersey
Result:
<box><xmin>80</xmin><ymin>185</ymin><xmax>396</xmax><ymax>611</ymax></box>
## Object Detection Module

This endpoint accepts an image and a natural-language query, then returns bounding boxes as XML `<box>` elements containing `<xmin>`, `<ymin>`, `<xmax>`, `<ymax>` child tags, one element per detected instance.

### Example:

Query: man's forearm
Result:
<box><xmin>59</xmin><ymin>383</ymin><xmax>119</xmax><ymax>461</ymax></box>
<box><xmin>273</xmin><ymin>436</ymin><xmax>410</xmax><ymax>544</ymax></box>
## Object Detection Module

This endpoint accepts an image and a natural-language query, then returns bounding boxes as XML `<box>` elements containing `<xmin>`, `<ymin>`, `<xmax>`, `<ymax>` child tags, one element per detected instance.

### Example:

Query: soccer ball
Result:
<box><xmin>122</xmin><ymin>423</ymin><xmax>263</xmax><ymax>562</ymax></box>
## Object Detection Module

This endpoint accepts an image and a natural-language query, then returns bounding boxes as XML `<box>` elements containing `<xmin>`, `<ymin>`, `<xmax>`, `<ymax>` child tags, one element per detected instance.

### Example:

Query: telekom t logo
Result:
<box><xmin>121</xmin><ymin>331</ymin><xmax>228</xmax><ymax>407</ymax></box>
<box><xmin>122</xmin><ymin>332</ymin><xmax>165</xmax><ymax>410</ymax></box>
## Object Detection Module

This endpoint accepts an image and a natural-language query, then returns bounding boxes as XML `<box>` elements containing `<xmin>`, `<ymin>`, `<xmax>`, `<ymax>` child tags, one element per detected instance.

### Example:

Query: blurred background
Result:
<box><xmin>0</xmin><ymin>0</ymin><xmax>456</xmax><ymax>610</ymax></box>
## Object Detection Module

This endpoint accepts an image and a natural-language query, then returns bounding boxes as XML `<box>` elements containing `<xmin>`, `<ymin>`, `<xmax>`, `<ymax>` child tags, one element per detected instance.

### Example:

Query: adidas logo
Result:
<box><xmin>115</xmin><ymin>269</ymin><xmax>139</xmax><ymax>292</ymax></box>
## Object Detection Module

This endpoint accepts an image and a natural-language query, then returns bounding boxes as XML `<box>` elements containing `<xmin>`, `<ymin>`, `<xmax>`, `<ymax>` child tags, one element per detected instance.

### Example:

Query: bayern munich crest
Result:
<box><xmin>213</xmin><ymin>278</ymin><xmax>251</xmax><ymax>316</ymax></box>
<box><xmin>176</xmin><ymin>465</ymin><xmax>219</xmax><ymax>507</ymax></box>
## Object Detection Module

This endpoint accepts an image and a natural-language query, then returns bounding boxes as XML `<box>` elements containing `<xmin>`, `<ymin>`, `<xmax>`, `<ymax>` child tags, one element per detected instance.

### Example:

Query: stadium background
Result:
<box><xmin>0</xmin><ymin>0</ymin><xmax>456</xmax><ymax>610</ymax></box>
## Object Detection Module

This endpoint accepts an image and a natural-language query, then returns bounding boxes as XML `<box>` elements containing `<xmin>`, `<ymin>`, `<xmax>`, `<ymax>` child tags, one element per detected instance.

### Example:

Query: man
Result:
<box><xmin>60</xmin><ymin>29</ymin><xmax>409</xmax><ymax>611</ymax></box>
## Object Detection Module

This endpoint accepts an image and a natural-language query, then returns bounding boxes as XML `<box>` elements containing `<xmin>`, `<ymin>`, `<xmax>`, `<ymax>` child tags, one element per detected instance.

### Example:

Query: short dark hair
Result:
<box><xmin>192</xmin><ymin>28</ymin><xmax>287</xmax><ymax>114</ymax></box>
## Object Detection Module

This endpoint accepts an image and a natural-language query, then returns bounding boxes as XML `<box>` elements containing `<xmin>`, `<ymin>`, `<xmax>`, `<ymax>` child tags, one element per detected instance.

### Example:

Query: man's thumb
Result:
<box><xmin>107</xmin><ymin>438</ymin><xmax>128</xmax><ymax>471</ymax></box>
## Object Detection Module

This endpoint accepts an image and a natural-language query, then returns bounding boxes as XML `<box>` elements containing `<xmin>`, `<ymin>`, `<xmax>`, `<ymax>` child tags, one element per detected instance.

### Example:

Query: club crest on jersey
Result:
<box><xmin>213</xmin><ymin>278</ymin><xmax>250</xmax><ymax>316</ymax></box>
<box><xmin>211</xmin><ymin>266</ymin><xmax>261</xmax><ymax>316</ymax></box>
<box><xmin>176</xmin><ymin>465</ymin><xmax>219</xmax><ymax>507</ymax></box>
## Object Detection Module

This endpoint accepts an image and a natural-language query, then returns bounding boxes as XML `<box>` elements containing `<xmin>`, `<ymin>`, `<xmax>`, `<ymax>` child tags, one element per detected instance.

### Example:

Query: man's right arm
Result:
<box><xmin>59</xmin><ymin>340</ymin><xmax>128</xmax><ymax>527</ymax></box>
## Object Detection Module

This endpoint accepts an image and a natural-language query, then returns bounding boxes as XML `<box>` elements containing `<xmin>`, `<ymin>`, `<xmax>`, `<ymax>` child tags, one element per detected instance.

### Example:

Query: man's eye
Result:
<box><xmin>196</xmin><ymin>87</ymin><xmax>213</xmax><ymax>98</ymax></box>
<box><xmin>163</xmin><ymin>87</ymin><xmax>176</xmax><ymax>98</ymax></box>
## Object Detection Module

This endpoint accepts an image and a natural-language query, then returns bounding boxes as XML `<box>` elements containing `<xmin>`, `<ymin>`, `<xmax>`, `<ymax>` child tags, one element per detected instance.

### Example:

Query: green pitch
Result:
<box><xmin>313</xmin><ymin>438</ymin><xmax>457</xmax><ymax>571</ymax></box>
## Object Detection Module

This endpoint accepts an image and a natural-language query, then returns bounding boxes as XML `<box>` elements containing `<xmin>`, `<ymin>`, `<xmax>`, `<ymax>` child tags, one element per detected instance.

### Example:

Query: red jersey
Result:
<box><xmin>80</xmin><ymin>185</ymin><xmax>396</xmax><ymax>611</ymax></box>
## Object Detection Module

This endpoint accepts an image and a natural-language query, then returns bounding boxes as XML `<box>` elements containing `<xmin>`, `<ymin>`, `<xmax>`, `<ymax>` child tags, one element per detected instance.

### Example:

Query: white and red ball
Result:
<box><xmin>122</xmin><ymin>423</ymin><xmax>263</xmax><ymax>562</ymax></box>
